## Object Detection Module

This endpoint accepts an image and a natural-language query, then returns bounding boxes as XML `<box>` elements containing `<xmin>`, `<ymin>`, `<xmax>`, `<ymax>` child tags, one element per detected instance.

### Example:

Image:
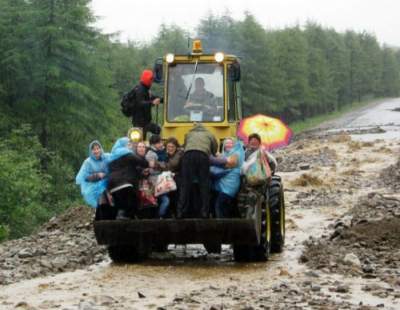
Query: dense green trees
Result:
<box><xmin>1</xmin><ymin>1</ymin><xmax>399</xmax><ymax>241</ymax></box>
<box><xmin>0</xmin><ymin>0</ymin><xmax>125</xmax><ymax>240</ymax></box>
<box><xmin>198</xmin><ymin>18</ymin><xmax>400</xmax><ymax>121</ymax></box>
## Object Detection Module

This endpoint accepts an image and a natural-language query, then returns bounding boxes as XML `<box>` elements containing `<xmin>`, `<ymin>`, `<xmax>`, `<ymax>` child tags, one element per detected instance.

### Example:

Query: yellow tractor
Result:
<box><xmin>94</xmin><ymin>40</ymin><xmax>285</xmax><ymax>262</ymax></box>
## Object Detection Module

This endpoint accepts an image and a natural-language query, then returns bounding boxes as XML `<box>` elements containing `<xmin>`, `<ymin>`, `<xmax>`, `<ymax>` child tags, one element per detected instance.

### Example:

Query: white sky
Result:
<box><xmin>90</xmin><ymin>0</ymin><xmax>399</xmax><ymax>46</ymax></box>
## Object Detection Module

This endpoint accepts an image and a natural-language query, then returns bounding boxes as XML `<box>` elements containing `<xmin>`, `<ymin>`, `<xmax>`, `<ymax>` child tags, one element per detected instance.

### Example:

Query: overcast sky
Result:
<box><xmin>90</xmin><ymin>0</ymin><xmax>399</xmax><ymax>46</ymax></box>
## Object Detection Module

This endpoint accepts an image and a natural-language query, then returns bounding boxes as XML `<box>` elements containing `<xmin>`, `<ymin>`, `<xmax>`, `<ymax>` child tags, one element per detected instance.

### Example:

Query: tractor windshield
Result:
<box><xmin>167</xmin><ymin>63</ymin><xmax>224</xmax><ymax>122</ymax></box>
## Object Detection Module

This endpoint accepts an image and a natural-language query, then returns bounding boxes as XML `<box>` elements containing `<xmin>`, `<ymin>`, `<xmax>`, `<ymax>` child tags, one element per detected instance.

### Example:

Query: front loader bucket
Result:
<box><xmin>94</xmin><ymin>219</ymin><xmax>259</xmax><ymax>247</ymax></box>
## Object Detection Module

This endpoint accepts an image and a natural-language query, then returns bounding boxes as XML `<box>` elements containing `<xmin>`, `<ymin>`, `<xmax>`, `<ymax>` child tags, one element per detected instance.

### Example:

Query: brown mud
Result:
<box><xmin>0</xmin><ymin>98</ymin><xmax>399</xmax><ymax>309</ymax></box>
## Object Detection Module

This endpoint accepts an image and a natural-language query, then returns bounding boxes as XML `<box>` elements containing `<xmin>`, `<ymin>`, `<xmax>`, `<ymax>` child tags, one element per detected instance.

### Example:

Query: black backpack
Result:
<box><xmin>120</xmin><ymin>86</ymin><xmax>138</xmax><ymax>117</ymax></box>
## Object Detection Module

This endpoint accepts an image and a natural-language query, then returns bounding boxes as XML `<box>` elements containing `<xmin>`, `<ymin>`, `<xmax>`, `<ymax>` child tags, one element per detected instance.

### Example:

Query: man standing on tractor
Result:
<box><xmin>122</xmin><ymin>69</ymin><xmax>162</xmax><ymax>140</ymax></box>
<box><xmin>177</xmin><ymin>123</ymin><xmax>218</xmax><ymax>219</ymax></box>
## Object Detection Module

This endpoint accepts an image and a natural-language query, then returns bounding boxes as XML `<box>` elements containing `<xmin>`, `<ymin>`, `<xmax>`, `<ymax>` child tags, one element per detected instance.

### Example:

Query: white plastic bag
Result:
<box><xmin>241</xmin><ymin>150</ymin><xmax>271</xmax><ymax>186</ymax></box>
<box><xmin>241</xmin><ymin>151</ymin><xmax>257</xmax><ymax>175</ymax></box>
<box><xmin>154</xmin><ymin>171</ymin><xmax>177</xmax><ymax>197</ymax></box>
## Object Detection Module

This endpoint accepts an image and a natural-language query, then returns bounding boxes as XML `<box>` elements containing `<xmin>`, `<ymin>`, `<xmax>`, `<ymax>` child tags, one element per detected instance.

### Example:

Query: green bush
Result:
<box><xmin>0</xmin><ymin>126</ymin><xmax>51</xmax><ymax>239</ymax></box>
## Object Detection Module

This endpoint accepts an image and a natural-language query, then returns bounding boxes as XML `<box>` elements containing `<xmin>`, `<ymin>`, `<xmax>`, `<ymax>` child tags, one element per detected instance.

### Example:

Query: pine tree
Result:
<box><xmin>380</xmin><ymin>46</ymin><xmax>400</xmax><ymax>96</ymax></box>
<box><xmin>0</xmin><ymin>0</ymin><xmax>33</xmax><ymax>111</ymax></box>
<box><xmin>27</xmin><ymin>0</ymin><xmax>119</xmax><ymax>165</ymax></box>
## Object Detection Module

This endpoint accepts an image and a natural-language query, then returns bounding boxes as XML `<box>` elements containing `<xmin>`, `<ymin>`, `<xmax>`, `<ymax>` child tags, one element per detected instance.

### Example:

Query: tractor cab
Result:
<box><xmin>154</xmin><ymin>40</ymin><xmax>242</xmax><ymax>144</ymax></box>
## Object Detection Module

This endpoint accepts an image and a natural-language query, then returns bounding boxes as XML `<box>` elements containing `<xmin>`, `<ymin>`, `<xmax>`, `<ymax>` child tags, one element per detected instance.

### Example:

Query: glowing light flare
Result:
<box><xmin>214</xmin><ymin>52</ymin><xmax>224</xmax><ymax>62</ymax></box>
<box><xmin>128</xmin><ymin>128</ymin><xmax>143</xmax><ymax>143</ymax></box>
<box><xmin>166</xmin><ymin>53</ymin><xmax>175</xmax><ymax>63</ymax></box>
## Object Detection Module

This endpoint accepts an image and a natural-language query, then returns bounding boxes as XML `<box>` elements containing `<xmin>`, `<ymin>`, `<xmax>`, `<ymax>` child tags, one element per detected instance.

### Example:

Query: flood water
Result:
<box><xmin>326</xmin><ymin>98</ymin><xmax>400</xmax><ymax>141</ymax></box>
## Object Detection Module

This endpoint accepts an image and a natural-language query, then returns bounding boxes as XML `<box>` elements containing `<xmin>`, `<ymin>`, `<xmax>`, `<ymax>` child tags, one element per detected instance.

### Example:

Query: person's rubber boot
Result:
<box><xmin>116</xmin><ymin>209</ymin><xmax>129</xmax><ymax>220</ymax></box>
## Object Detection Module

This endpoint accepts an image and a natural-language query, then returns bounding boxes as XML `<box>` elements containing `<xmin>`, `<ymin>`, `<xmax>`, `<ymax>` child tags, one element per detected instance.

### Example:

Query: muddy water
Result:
<box><xmin>1</xmin><ymin>98</ymin><xmax>400</xmax><ymax>309</ymax></box>
<box><xmin>0</xmin><ymin>203</ymin><xmax>332</xmax><ymax>309</ymax></box>
<box><xmin>326</xmin><ymin>98</ymin><xmax>400</xmax><ymax>141</ymax></box>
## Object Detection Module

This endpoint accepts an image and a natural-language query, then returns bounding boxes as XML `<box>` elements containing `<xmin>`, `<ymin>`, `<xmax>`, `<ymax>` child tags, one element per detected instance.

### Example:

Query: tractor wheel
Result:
<box><xmin>251</xmin><ymin>198</ymin><xmax>272</xmax><ymax>261</ymax></box>
<box><xmin>233</xmin><ymin>194</ymin><xmax>272</xmax><ymax>262</ymax></box>
<box><xmin>233</xmin><ymin>244</ymin><xmax>251</xmax><ymax>262</ymax></box>
<box><xmin>269</xmin><ymin>175</ymin><xmax>285</xmax><ymax>253</ymax></box>
<box><xmin>107</xmin><ymin>245</ymin><xmax>150</xmax><ymax>263</ymax></box>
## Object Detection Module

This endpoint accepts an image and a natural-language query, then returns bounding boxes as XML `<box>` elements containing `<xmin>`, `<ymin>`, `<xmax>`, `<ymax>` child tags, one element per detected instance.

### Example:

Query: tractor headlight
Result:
<box><xmin>166</xmin><ymin>53</ymin><xmax>175</xmax><ymax>63</ymax></box>
<box><xmin>127</xmin><ymin>127</ymin><xmax>143</xmax><ymax>143</ymax></box>
<box><xmin>214</xmin><ymin>52</ymin><xmax>224</xmax><ymax>63</ymax></box>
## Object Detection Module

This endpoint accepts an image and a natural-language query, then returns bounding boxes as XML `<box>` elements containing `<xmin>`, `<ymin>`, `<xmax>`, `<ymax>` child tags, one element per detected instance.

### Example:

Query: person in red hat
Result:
<box><xmin>121</xmin><ymin>69</ymin><xmax>162</xmax><ymax>139</ymax></box>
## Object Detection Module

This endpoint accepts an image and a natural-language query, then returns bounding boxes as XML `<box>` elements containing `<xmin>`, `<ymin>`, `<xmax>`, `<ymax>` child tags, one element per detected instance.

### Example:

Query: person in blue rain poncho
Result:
<box><xmin>76</xmin><ymin>140</ymin><xmax>110</xmax><ymax>208</ymax></box>
<box><xmin>210</xmin><ymin>137</ymin><xmax>245</xmax><ymax>218</ymax></box>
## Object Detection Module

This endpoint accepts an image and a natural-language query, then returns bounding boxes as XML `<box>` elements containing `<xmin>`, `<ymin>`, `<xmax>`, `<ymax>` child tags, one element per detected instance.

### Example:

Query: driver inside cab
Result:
<box><xmin>184</xmin><ymin>77</ymin><xmax>218</xmax><ymax>120</ymax></box>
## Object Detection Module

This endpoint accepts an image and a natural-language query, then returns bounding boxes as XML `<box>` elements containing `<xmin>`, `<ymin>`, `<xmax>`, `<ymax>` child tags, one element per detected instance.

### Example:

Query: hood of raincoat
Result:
<box><xmin>140</xmin><ymin>69</ymin><xmax>153</xmax><ymax>88</ymax></box>
<box><xmin>108</xmin><ymin>137</ymin><xmax>133</xmax><ymax>162</ymax></box>
<box><xmin>88</xmin><ymin>140</ymin><xmax>106</xmax><ymax>161</ymax></box>
<box><xmin>222</xmin><ymin>138</ymin><xmax>245</xmax><ymax>166</ymax></box>
<box><xmin>214</xmin><ymin>138</ymin><xmax>245</xmax><ymax>197</ymax></box>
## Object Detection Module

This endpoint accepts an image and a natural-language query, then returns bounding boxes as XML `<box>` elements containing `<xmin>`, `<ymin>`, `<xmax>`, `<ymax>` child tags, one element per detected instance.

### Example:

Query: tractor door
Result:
<box><xmin>227</xmin><ymin>63</ymin><xmax>242</xmax><ymax>123</ymax></box>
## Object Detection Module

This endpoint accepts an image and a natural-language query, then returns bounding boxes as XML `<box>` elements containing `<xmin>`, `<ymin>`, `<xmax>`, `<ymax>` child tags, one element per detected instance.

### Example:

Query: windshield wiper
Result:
<box><xmin>185</xmin><ymin>59</ymin><xmax>199</xmax><ymax>100</ymax></box>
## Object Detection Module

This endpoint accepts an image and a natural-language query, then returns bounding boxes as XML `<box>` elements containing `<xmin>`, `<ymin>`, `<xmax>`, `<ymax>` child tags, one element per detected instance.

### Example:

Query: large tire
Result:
<box><xmin>252</xmin><ymin>198</ymin><xmax>272</xmax><ymax>261</ymax></box>
<box><xmin>108</xmin><ymin>245</ymin><xmax>150</xmax><ymax>263</ymax></box>
<box><xmin>233</xmin><ymin>194</ymin><xmax>272</xmax><ymax>262</ymax></box>
<box><xmin>269</xmin><ymin>175</ymin><xmax>285</xmax><ymax>253</ymax></box>
<box><xmin>233</xmin><ymin>244</ymin><xmax>252</xmax><ymax>262</ymax></box>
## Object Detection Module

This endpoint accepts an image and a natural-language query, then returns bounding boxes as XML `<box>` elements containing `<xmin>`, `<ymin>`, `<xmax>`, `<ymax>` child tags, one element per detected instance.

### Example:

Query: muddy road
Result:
<box><xmin>1</xmin><ymin>98</ymin><xmax>399</xmax><ymax>309</ymax></box>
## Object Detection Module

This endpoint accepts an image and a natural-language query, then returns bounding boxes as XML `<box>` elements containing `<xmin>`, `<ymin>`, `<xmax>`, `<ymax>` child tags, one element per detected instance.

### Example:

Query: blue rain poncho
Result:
<box><xmin>108</xmin><ymin>137</ymin><xmax>132</xmax><ymax>163</ymax></box>
<box><xmin>213</xmin><ymin>139</ymin><xmax>245</xmax><ymax>197</ymax></box>
<box><xmin>76</xmin><ymin>140</ymin><xmax>110</xmax><ymax>208</ymax></box>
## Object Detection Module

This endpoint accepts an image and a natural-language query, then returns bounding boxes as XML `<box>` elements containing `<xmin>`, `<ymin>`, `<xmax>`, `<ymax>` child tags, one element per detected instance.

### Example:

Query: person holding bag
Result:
<box><xmin>211</xmin><ymin>138</ymin><xmax>245</xmax><ymax>218</ymax></box>
<box><xmin>145</xmin><ymin>135</ymin><xmax>171</xmax><ymax>219</ymax></box>
<box><xmin>135</xmin><ymin>141</ymin><xmax>158</xmax><ymax>210</ymax></box>
<box><xmin>237</xmin><ymin>133</ymin><xmax>277</xmax><ymax>218</ymax></box>
<box><xmin>155</xmin><ymin>137</ymin><xmax>183</xmax><ymax>216</ymax></box>
<box><xmin>244</xmin><ymin>133</ymin><xmax>277</xmax><ymax>174</ymax></box>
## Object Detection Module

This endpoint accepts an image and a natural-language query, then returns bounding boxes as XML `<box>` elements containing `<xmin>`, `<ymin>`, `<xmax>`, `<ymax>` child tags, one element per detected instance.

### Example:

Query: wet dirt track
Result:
<box><xmin>1</xmin><ymin>98</ymin><xmax>399</xmax><ymax>309</ymax></box>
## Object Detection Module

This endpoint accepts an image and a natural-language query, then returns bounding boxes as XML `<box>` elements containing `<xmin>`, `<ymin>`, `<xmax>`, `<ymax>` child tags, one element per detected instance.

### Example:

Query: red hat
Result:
<box><xmin>140</xmin><ymin>69</ymin><xmax>153</xmax><ymax>87</ymax></box>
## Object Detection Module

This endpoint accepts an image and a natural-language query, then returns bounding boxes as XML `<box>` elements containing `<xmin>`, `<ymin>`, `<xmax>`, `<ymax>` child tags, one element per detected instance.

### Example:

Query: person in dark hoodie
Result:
<box><xmin>177</xmin><ymin>123</ymin><xmax>218</xmax><ymax>218</ymax></box>
<box><xmin>145</xmin><ymin>134</ymin><xmax>168</xmax><ymax>163</ymax></box>
<box><xmin>107</xmin><ymin>137</ymin><xmax>149</xmax><ymax>220</ymax></box>
<box><xmin>125</xmin><ymin>69</ymin><xmax>162</xmax><ymax>139</ymax></box>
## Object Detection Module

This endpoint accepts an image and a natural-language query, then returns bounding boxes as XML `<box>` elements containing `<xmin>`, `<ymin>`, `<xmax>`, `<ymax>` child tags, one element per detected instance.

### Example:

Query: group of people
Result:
<box><xmin>76</xmin><ymin>124</ymin><xmax>277</xmax><ymax>221</ymax></box>
<box><xmin>76</xmin><ymin>68</ymin><xmax>277</xmax><ymax>220</ymax></box>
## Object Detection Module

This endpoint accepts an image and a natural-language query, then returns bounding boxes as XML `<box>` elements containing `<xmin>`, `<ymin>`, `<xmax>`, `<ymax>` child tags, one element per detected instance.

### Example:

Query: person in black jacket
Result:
<box><xmin>127</xmin><ymin>70</ymin><xmax>162</xmax><ymax>140</ymax></box>
<box><xmin>106</xmin><ymin>137</ymin><xmax>149</xmax><ymax>220</ymax></box>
